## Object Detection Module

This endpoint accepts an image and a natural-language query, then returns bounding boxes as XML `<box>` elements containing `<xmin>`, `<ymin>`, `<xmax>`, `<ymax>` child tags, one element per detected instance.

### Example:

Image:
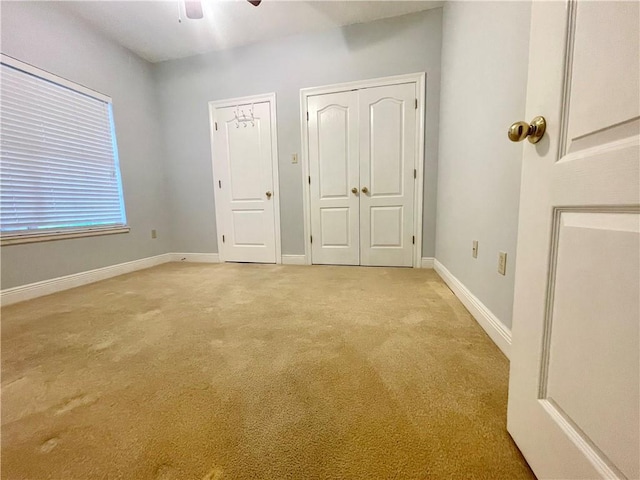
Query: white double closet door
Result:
<box><xmin>308</xmin><ymin>83</ymin><xmax>417</xmax><ymax>267</ymax></box>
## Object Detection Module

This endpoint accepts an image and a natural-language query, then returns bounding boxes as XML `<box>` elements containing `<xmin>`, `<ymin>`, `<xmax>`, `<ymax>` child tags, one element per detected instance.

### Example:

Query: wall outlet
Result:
<box><xmin>291</xmin><ymin>153</ymin><xmax>298</xmax><ymax>164</ymax></box>
<box><xmin>472</xmin><ymin>240</ymin><xmax>478</xmax><ymax>258</ymax></box>
<box><xmin>498</xmin><ymin>251</ymin><xmax>507</xmax><ymax>275</ymax></box>
<box><xmin>151</xmin><ymin>229</ymin><xmax>157</xmax><ymax>239</ymax></box>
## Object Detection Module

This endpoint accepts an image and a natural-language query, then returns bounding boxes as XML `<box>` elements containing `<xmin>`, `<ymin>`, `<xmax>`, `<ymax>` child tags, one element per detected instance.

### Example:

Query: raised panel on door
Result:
<box><xmin>308</xmin><ymin>91</ymin><xmax>359</xmax><ymax>265</ymax></box>
<box><xmin>543</xmin><ymin>212</ymin><xmax>639</xmax><ymax>478</ymax></box>
<box><xmin>507</xmin><ymin>1</ymin><xmax>640</xmax><ymax>478</ymax></box>
<box><xmin>359</xmin><ymin>83</ymin><xmax>416</xmax><ymax>267</ymax></box>
<box><xmin>212</xmin><ymin>101</ymin><xmax>276</xmax><ymax>263</ymax></box>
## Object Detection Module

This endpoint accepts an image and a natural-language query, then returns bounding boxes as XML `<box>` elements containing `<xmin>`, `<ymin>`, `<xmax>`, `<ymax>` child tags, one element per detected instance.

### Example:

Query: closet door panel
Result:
<box><xmin>308</xmin><ymin>91</ymin><xmax>360</xmax><ymax>265</ymax></box>
<box><xmin>359</xmin><ymin>83</ymin><xmax>416</xmax><ymax>267</ymax></box>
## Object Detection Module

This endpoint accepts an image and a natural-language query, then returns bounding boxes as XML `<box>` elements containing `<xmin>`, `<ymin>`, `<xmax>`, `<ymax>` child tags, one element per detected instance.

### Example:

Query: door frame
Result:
<box><xmin>299</xmin><ymin>72</ymin><xmax>426</xmax><ymax>267</ymax></box>
<box><xmin>208</xmin><ymin>92</ymin><xmax>282</xmax><ymax>264</ymax></box>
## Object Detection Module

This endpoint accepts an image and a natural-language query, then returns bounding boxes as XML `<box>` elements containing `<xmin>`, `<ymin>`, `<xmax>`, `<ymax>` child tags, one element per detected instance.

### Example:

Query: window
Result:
<box><xmin>0</xmin><ymin>55</ymin><xmax>128</xmax><ymax>245</ymax></box>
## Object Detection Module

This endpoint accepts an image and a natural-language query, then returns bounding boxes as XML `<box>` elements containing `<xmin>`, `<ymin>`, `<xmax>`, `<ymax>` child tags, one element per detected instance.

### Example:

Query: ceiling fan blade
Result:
<box><xmin>247</xmin><ymin>0</ymin><xmax>262</xmax><ymax>6</ymax></box>
<box><xmin>184</xmin><ymin>1</ymin><xmax>204</xmax><ymax>19</ymax></box>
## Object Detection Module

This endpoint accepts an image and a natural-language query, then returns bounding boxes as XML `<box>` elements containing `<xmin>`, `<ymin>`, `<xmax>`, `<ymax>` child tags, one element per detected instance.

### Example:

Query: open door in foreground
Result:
<box><xmin>507</xmin><ymin>1</ymin><xmax>639</xmax><ymax>479</ymax></box>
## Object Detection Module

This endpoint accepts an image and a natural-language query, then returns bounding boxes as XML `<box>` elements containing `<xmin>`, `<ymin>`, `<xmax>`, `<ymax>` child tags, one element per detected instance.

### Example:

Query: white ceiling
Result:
<box><xmin>59</xmin><ymin>1</ymin><xmax>443</xmax><ymax>63</ymax></box>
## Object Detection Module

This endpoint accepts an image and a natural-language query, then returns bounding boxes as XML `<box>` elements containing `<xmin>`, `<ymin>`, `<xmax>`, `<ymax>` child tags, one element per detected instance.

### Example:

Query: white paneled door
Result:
<box><xmin>507</xmin><ymin>1</ymin><xmax>639</xmax><ymax>479</ymax></box>
<box><xmin>359</xmin><ymin>84</ymin><xmax>416</xmax><ymax>267</ymax></box>
<box><xmin>307</xmin><ymin>82</ymin><xmax>418</xmax><ymax>267</ymax></box>
<box><xmin>308</xmin><ymin>91</ymin><xmax>360</xmax><ymax>265</ymax></box>
<box><xmin>211</xmin><ymin>99</ymin><xmax>278</xmax><ymax>263</ymax></box>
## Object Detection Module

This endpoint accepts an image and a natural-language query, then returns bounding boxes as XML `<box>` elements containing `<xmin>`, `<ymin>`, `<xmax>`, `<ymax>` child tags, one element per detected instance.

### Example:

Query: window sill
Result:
<box><xmin>1</xmin><ymin>226</ymin><xmax>130</xmax><ymax>246</ymax></box>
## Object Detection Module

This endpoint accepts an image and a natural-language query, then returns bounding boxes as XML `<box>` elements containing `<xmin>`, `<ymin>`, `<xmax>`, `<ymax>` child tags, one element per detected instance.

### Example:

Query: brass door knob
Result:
<box><xmin>508</xmin><ymin>116</ymin><xmax>546</xmax><ymax>144</ymax></box>
<box><xmin>266</xmin><ymin>191</ymin><xmax>272</xmax><ymax>199</ymax></box>
<box><xmin>351</xmin><ymin>187</ymin><xmax>358</xmax><ymax>195</ymax></box>
<box><xmin>361</xmin><ymin>186</ymin><xmax>369</xmax><ymax>194</ymax></box>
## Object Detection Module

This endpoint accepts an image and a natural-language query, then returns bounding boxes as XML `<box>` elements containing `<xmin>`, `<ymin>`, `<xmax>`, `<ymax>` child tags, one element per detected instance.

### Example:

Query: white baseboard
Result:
<box><xmin>433</xmin><ymin>259</ymin><xmax>511</xmax><ymax>359</ymax></box>
<box><xmin>1</xmin><ymin>253</ymin><xmax>172</xmax><ymax>307</ymax></box>
<box><xmin>420</xmin><ymin>257</ymin><xmax>435</xmax><ymax>268</ymax></box>
<box><xmin>281</xmin><ymin>254</ymin><xmax>307</xmax><ymax>265</ymax></box>
<box><xmin>171</xmin><ymin>253</ymin><xmax>220</xmax><ymax>263</ymax></box>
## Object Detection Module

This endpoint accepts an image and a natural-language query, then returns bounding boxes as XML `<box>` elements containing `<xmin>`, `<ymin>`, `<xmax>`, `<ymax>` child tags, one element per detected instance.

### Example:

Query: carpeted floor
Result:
<box><xmin>1</xmin><ymin>263</ymin><xmax>534</xmax><ymax>479</ymax></box>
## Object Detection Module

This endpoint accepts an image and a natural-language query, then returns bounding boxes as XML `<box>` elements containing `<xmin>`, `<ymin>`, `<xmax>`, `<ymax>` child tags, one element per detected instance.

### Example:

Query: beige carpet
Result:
<box><xmin>1</xmin><ymin>263</ymin><xmax>534</xmax><ymax>480</ymax></box>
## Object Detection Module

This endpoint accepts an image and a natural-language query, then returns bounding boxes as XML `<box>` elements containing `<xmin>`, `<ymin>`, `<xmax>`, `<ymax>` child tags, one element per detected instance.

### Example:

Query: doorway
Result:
<box><xmin>301</xmin><ymin>73</ymin><xmax>426</xmax><ymax>267</ymax></box>
<box><xmin>209</xmin><ymin>93</ymin><xmax>281</xmax><ymax>263</ymax></box>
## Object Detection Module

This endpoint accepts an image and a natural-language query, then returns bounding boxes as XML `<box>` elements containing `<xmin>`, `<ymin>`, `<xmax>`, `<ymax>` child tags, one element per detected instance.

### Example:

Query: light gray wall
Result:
<box><xmin>0</xmin><ymin>1</ymin><xmax>170</xmax><ymax>289</ymax></box>
<box><xmin>435</xmin><ymin>1</ymin><xmax>531</xmax><ymax>328</ymax></box>
<box><xmin>154</xmin><ymin>9</ymin><xmax>442</xmax><ymax>256</ymax></box>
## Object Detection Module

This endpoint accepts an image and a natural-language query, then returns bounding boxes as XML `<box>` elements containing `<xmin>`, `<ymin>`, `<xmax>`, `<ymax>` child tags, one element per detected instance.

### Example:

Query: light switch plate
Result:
<box><xmin>498</xmin><ymin>251</ymin><xmax>507</xmax><ymax>275</ymax></box>
<box><xmin>291</xmin><ymin>153</ymin><xmax>298</xmax><ymax>164</ymax></box>
<box><xmin>472</xmin><ymin>240</ymin><xmax>478</xmax><ymax>258</ymax></box>
<box><xmin>151</xmin><ymin>229</ymin><xmax>157</xmax><ymax>239</ymax></box>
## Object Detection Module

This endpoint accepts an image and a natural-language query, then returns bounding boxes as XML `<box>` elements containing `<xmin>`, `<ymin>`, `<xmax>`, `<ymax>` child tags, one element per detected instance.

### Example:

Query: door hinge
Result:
<box><xmin>415</xmin><ymin>98</ymin><xmax>418</xmax><ymax>110</ymax></box>
<box><xmin>308</xmin><ymin>176</ymin><xmax>311</xmax><ymax>185</ymax></box>
<box><xmin>306</xmin><ymin>111</ymin><xmax>309</xmax><ymax>121</ymax></box>
<box><xmin>218</xmin><ymin>180</ymin><xmax>222</xmax><ymax>188</ymax></box>
<box><xmin>412</xmin><ymin>235</ymin><xmax>415</xmax><ymax>245</ymax></box>
<box><xmin>222</xmin><ymin>234</ymin><xmax>225</xmax><ymax>243</ymax></box>
<box><xmin>215</xmin><ymin>122</ymin><xmax>218</xmax><ymax>130</ymax></box>
<box><xmin>414</xmin><ymin>169</ymin><xmax>417</xmax><ymax>179</ymax></box>
<box><xmin>310</xmin><ymin>235</ymin><xmax>313</xmax><ymax>244</ymax></box>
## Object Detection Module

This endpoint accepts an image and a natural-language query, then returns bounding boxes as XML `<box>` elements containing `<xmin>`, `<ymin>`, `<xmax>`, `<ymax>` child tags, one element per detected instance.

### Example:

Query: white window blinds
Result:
<box><xmin>0</xmin><ymin>56</ymin><xmax>127</xmax><ymax>241</ymax></box>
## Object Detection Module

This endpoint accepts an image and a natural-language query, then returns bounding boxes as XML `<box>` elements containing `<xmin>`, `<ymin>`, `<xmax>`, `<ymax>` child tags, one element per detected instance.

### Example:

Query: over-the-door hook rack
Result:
<box><xmin>233</xmin><ymin>104</ymin><xmax>256</xmax><ymax>128</ymax></box>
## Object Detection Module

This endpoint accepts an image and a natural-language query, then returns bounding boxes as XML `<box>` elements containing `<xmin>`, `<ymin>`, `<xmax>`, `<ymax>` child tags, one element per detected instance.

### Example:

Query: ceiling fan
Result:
<box><xmin>183</xmin><ymin>0</ymin><xmax>261</xmax><ymax>20</ymax></box>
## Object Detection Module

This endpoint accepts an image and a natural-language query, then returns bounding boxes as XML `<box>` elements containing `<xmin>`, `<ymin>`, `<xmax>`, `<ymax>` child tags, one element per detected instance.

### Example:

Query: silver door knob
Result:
<box><xmin>266</xmin><ymin>191</ymin><xmax>272</xmax><ymax>199</ymax></box>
